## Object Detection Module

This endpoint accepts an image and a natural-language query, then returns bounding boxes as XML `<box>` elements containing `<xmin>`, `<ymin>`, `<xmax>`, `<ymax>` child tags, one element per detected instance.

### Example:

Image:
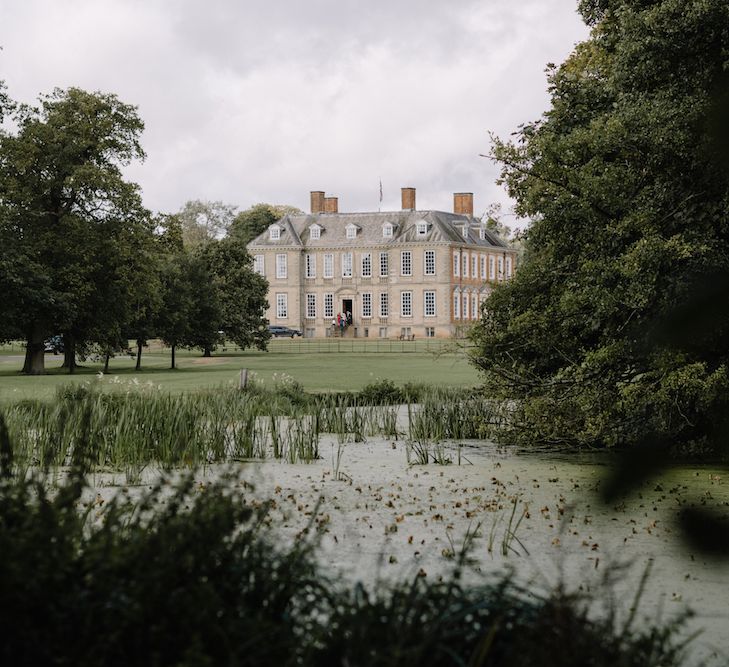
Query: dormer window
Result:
<box><xmin>479</xmin><ymin>227</ymin><xmax>486</xmax><ymax>240</ymax></box>
<box><xmin>382</xmin><ymin>222</ymin><xmax>394</xmax><ymax>238</ymax></box>
<box><xmin>461</xmin><ymin>225</ymin><xmax>469</xmax><ymax>239</ymax></box>
<box><xmin>309</xmin><ymin>224</ymin><xmax>322</xmax><ymax>240</ymax></box>
<box><xmin>345</xmin><ymin>223</ymin><xmax>359</xmax><ymax>239</ymax></box>
<box><xmin>416</xmin><ymin>221</ymin><xmax>427</xmax><ymax>236</ymax></box>
<box><xmin>269</xmin><ymin>225</ymin><xmax>281</xmax><ymax>240</ymax></box>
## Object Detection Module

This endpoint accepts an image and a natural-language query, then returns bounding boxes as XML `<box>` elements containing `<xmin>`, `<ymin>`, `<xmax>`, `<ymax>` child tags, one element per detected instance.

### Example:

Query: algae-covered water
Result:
<box><xmin>87</xmin><ymin>439</ymin><xmax>729</xmax><ymax>665</ymax></box>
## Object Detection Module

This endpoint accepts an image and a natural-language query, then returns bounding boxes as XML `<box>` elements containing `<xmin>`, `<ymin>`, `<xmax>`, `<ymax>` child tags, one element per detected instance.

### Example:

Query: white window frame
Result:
<box><xmin>479</xmin><ymin>227</ymin><xmax>486</xmax><ymax>240</ymax></box>
<box><xmin>276</xmin><ymin>253</ymin><xmax>287</xmax><ymax>279</ymax></box>
<box><xmin>346</xmin><ymin>224</ymin><xmax>357</xmax><ymax>239</ymax></box>
<box><xmin>498</xmin><ymin>256</ymin><xmax>504</xmax><ymax>279</ymax></box>
<box><xmin>453</xmin><ymin>290</ymin><xmax>460</xmax><ymax>319</ymax></box>
<box><xmin>306</xmin><ymin>293</ymin><xmax>316</xmax><ymax>319</ymax></box>
<box><xmin>379</xmin><ymin>252</ymin><xmax>389</xmax><ymax>277</ymax></box>
<box><xmin>324</xmin><ymin>293</ymin><xmax>334</xmax><ymax>319</ymax></box>
<box><xmin>424</xmin><ymin>250</ymin><xmax>435</xmax><ymax>276</ymax></box>
<box><xmin>472</xmin><ymin>294</ymin><xmax>478</xmax><ymax>319</ymax></box>
<box><xmin>453</xmin><ymin>251</ymin><xmax>460</xmax><ymax>277</ymax></box>
<box><xmin>323</xmin><ymin>253</ymin><xmax>334</xmax><ymax>279</ymax></box>
<box><xmin>506</xmin><ymin>256</ymin><xmax>513</xmax><ymax>278</ymax></box>
<box><xmin>462</xmin><ymin>294</ymin><xmax>469</xmax><ymax>320</ymax></box>
<box><xmin>309</xmin><ymin>225</ymin><xmax>321</xmax><ymax>240</ymax></box>
<box><xmin>361</xmin><ymin>252</ymin><xmax>372</xmax><ymax>278</ymax></box>
<box><xmin>383</xmin><ymin>223</ymin><xmax>393</xmax><ymax>238</ymax></box>
<box><xmin>462</xmin><ymin>225</ymin><xmax>469</xmax><ymax>239</ymax></box>
<box><xmin>362</xmin><ymin>292</ymin><xmax>372</xmax><ymax>318</ymax></box>
<box><xmin>305</xmin><ymin>253</ymin><xmax>316</xmax><ymax>279</ymax></box>
<box><xmin>489</xmin><ymin>255</ymin><xmax>496</xmax><ymax>280</ymax></box>
<box><xmin>471</xmin><ymin>254</ymin><xmax>477</xmax><ymax>278</ymax></box>
<box><xmin>401</xmin><ymin>291</ymin><xmax>412</xmax><ymax>317</ymax></box>
<box><xmin>342</xmin><ymin>252</ymin><xmax>353</xmax><ymax>278</ymax></box>
<box><xmin>463</xmin><ymin>252</ymin><xmax>469</xmax><ymax>278</ymax></box>
<box><xmin>401</xmin><ymin>251</ymin><xmax>412</xmax><ymax>277</ymax></box>
<box><xmin>424</xmin><ymin>291</ymin><xmax>436</xmax><ymax>317</ymax></box>
<box><xmin>276</xmin><ymin>293</ymin><xmax>288</xmax><ymax>319</ymax></box>
<box><xmin>269</xmin><ymin>225</ymin><xmax>281</xmax><ymax>240</ymax></box>
<box><xmin>379</xmin><ymin>292</ymin><xmax>389</xmax><ymax>318</ymax></box>
<box><xmin>480</xmin><ymin>255</ymin><xmax>486</xmax><ymax>280</ymax></box>
<box><xmin>253</xmin><ymin>254</ymin><xmax>264</xmax><ymax>276</ymax></box>
<box><xmin>416</xmin><ymin>221</ymin><xmax>427</xmax><ymax>236</ymax></box>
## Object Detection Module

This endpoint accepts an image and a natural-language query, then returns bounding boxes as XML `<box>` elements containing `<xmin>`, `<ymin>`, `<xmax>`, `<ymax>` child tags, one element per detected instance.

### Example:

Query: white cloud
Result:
<box><xmin>0</xmin><ymin>0</ymin><xmax>588</xmax><ymax>224</ymax></box>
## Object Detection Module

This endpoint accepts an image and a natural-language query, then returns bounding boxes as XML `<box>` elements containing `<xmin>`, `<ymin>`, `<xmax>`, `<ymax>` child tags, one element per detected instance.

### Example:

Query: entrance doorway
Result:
<box><xmin>342</xmin><ymin>298</ymin><xmax>353</xmax><ymax>325</ymax></box>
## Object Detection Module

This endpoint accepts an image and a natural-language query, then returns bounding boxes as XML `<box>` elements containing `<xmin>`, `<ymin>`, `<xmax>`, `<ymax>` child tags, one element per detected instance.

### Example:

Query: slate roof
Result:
<box><xmin>248</xmin><ymin>210</ymin><xmax>511</xmax><ymax>250</ymax></box>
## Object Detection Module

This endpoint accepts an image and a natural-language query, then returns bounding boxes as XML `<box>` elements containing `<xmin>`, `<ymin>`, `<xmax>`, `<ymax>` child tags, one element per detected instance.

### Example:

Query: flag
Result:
<box><xmin>379</xmin><ymin>178</ymin><xmax>383</xmax><ymax>204</ymax></box>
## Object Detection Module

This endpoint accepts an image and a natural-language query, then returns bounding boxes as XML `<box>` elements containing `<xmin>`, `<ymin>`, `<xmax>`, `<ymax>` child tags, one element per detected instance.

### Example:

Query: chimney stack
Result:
<box><xmin>454</xmin><ymin>192</ymin><xmax>474</xmax><ymax>217</ymax></box>
<box><xmin>324</xmin><ymin>196</ymin><xmax>338</xmax><ymax>213</ymax></box>
<box><xmin>310</xmin><ymin>191</ymin><xmax>325</xmax><ymax>214</ymax></box>
<box><xmin>401</xmin><ymin>187</ymin><xmax>416</xmax><ymax>211</ymax></box>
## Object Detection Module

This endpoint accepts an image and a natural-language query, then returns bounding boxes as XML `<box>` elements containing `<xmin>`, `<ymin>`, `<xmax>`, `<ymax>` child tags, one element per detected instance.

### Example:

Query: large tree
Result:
<box><xmin>0</xmin><ymin>87</ymin><xmax>147</xmax><ymax>374</ymax></box>
<box><xmin>471</xmin><ymin>0</ymin><xmax>729</xmax><ymax>453</ymax></box>
<box><xmin>228</xmin><ymin>203</ymin><xmax>302</xmax><ymax>245</ymax></box>
<box><xmin>178</xmin><ymin>200</ymin><xmax>236</xmax><ymax>248</ymax></box>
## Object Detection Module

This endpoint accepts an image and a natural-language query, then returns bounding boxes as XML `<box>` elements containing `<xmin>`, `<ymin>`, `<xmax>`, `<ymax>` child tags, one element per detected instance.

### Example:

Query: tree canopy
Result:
<box><xmin>228</xmin><ymin>203</ymin><xmax>302</xmax><ymax>245</ymax></box>
<box><xmin>471</xmin><ymin>0</ymin><xmax>729</xmax><ymax>454</ymax></box>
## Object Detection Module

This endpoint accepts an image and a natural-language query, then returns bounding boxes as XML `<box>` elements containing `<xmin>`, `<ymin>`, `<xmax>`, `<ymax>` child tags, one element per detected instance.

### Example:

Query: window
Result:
<box><xmin>471</xmin><ymin>255</ymin><xmax>477</xmax><ymax>278</ymax></box>
<box><xmin>276</xmin><ymin>254</ymin><xmax>287</xmax><ymax>279</ymax></box>
<box><xmin>462</xmin><ymin>294</ymin><xmax>469</xmax><ymax>320</ymax></box>
<box><xmin>361</xmin><ymin>253</ymin><xmax>372</xmax><ymax>278</ymax></box>
<box><xmin>342</xmin><ymin>252</ymin><xmax>353</xmax><ymax>277</ymax></box>
<box><xmin>416</xmin><ymin>221</ymin><xmax>427</xmax><ymax>236</ymax></box>
<box><xmin>306</xmin><ymin>294</ymin><xmax>316</xmax><ymax>319</ymax></box>
<box><xmin>379</xmin><ymin>327</ymin><xmax>388</xmax><ymax>338</ymax></box>
<box><xmin>453</xmin><ymin>291</ymin><xmax>460</xmax><ymax>319</ymax></box>
<box><xmin>424</xmin><ymin>250</ymin><xmax>435</xmax><ymax>276</ymax></box>
<box><xmin>324</xmin><ymin>293</ymin><xmax>334</xmax><ymax>319</ymax></box>
<box><xmin>489</xmin><ymin>255</ymin><xmax>496</xmax><ymax>279</ymax></box>
<box><xmin>462</xmin><ymin>225</ymin><xmax>468</xmax><ymax>239</ymax></box>
<box><xmin>401</xmin><ymin>291</ymin><xmax>412</xmax><ymax>317</ymax></box>
<box><xmin>305</xmin><ymin>253</ymin><xmax>316</xmax><ymax>278</ymax></box>
<box><xmin>479</xmin><ymin>227</ymin><xmax>486</xmax><ymax>240</ymax></box>
<box><xmin>472</xmin><ymin>294</ymin><xmax>478</xmax><ymax>319</ymax></box>
<box><xmin>269</xmin><ymin>226</ymin><xmax>280</xmax><ymax>240</ymax></box>
<box><xmin>379</xmin><ymin>292</ymin><xmax>389</xmax><ymax>318</ymax></box>
<box><xmin>480</xmin><ymin>255</ymin><xmax>486</xmax><ymax>280</ymax></box>
<box><xmin>453</xmin><ymin>252</ymin><xmax>460</xmax><ymax>277</ymax></box>
<box><xmin>401</xmin><ymin>251</ymin><xmax>412</xmax><ymax>276</ymax></box>
<box><xmin>383</xmin><ymin>223</ymin><xmax>393</xmax><ymax>238</ymax></box>
<box><xmin>362</xmin><ymin>293</ymin><xmax>372</xmax><ymax>318</ymax></box>
<box><xmin>276</xmin><ymin>293</ymin><xmax>288</xmax><ymax>319</ymax></box>
<box><xmin>346</xmin><ymin>224</ymin><xmax>357</xmax><ymax>239</ymax></box>
<box><xmin>324</xmin><ymin>253</ymin><xmax>334</xmax><ymax>279</ymax></box>
<box><xmin>463</xmin><ymin>252</ymin><xmax>469</xmax><ymax>278</ymax></box>
<box><xmin>309</xmin><ymin>225</ymin><xmax>321</xmax><ymax>240</ymax></box>
<box><xmin>506</xmin><ymin>256</ymin><xmax>513</xmax><ymax>278</ymax></box>
<box><xmin>253</xmin><ymin>254</ymin><xmax>264</xmax><ymax>276</ymax></box>
<box><xmin>498</xmin><ymin>256</ymin><xmax>504</xmax><ymax>279</ymax></box>
<box><xmin>380</xmin><ymin>252</ymin><xmax>389</xmax><ymax>277</ymax></box>
<box><xmin>424</xmin><ymin>291</ymin><xmax>436</xmax><ymax>317</ymax></box>
<box><xmin>425</xmin><ymin>327</ymin><xmax>435</xmax><ymax>338</ymax></box>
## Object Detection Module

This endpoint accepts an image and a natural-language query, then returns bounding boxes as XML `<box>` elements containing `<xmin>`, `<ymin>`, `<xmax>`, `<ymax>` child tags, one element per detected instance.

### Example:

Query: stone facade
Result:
<box><xmin>247</xmin><ymin>189</ymin><xmax>517</xmax><ymax>339</ymax></box>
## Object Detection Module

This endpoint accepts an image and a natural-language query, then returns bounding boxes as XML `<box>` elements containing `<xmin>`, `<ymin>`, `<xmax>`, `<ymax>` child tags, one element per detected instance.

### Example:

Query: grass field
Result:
<box><xmin>0</xmin><ymin>339</ymin><xmax>480</xmax><ymax>402</ymax></box>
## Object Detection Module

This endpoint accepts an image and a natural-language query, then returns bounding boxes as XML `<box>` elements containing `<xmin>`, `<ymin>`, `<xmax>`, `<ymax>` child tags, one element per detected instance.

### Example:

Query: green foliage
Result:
<box><xmin>472</xmin><ymin>0</ymin><xmax>729</xmax><ymax>453</ymax></box>
<box><xmin>228</xmin><ymin>202</ymin><xmax>303</xmax><ymax>245</ymax></box>
<box><xmin>177</xmin><ymin>199</ymin><xmax>237</xmax><ymax>248</ymax></box>
<box><xmin>0</xmin><ymin>417</ymin><xmax>687</xmax><ymax>667</ymax></box>
<box><xmin>358</xmin><ymin>378</ymin><xmax>405</xmax><ymax>404</ymax></box>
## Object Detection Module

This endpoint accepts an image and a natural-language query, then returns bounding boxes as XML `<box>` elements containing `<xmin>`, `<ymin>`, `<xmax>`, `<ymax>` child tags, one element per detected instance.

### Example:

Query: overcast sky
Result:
<box><xmin>1</xmin><ymin>1</ymin><xmax>588</xmax><ymax>222</ymax></box>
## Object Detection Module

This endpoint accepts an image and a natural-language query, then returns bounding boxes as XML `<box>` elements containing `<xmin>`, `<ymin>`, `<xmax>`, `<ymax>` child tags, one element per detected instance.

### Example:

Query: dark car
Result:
<box><xmin>268</xmin><ymin>325</ymin><xmax>302</xmax><ymax>338</ymax></box>
<box><xmin>44</xmin><ymin>335</ymin><xmax>64</xmax><ymax>354</ymax></box>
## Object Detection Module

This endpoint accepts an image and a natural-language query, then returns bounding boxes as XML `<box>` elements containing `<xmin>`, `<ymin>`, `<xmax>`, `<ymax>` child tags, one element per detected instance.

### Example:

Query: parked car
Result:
<box><xmin>267</xmin><ymin>325</ymin><xmax>302</xmax><ymax>338</ymax></box>
<box><xmin>44</xmin><ymin>335</ymin><xmax>64</xmax><ymax>354</ymax></box>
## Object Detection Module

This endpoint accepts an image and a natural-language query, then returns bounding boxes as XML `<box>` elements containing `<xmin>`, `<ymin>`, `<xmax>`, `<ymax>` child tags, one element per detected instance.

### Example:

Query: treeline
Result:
<box><xmin>0</xmin><ymin>86</ymin><xmax>283</xmax><ymax>375</ymax></box>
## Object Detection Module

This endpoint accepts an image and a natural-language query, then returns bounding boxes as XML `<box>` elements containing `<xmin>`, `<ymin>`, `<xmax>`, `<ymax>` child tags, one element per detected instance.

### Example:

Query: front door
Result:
<box><xmin>342</xmin><ymin>298</ymin><xmax>353</xmax><ymax>325</ymax></box>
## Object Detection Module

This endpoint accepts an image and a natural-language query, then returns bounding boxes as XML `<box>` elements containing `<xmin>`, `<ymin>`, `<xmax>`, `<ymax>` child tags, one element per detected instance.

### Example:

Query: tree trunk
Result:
<box><xmin>135</xmin><ymin>339</ymin><xmax>143</xmax><ymax>371</ymax></box>
<box><xmin>21</xmin><ymin>325</ymin><xmax>45</xmax><ymax>375</ymax></box>
<box><xmin>171</xmin><ymin>344</ymin><xmax>176</xmax><ymax>370</ymax></box>
<box><xmin>62</xmin><ymin>334</ymin><xmax>77</xmax><ymax>374</ymax></box>
<box><xmin>203</xmin><ymin>346</ymin><xmax>212</xmax><ymax>357</ymax></box>
<box><xmin>103</xmin><ymin>353</ymin><xmax>110</xmax><ymax>374</ymax></box>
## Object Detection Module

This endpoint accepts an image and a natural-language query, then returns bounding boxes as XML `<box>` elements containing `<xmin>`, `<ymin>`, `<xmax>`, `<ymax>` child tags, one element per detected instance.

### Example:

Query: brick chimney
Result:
<box><xmin>310</xmin><ymin>191</ymin><xmax>325</xmax><ymax>214</ymax></box>
<box><xmin>324</xmin><ymin>196</ymin><xmax>338</xmax><ymax>213</ymax></box>
<box><xmin>454</xmin><ymin>192</ymin><xmax>474</xmax><ymax>217</ymax></box>
<box><xmin>401</xmin><ymin>187</ymin><xmax>416</xmax><ymax>211</ymax></box>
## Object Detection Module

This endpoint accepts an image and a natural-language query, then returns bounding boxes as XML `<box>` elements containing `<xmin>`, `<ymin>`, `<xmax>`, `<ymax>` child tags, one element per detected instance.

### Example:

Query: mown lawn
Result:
<box><xmin>0</xmin><ymin>340</ymin><xmax>480</xmax><ymax>402</ymax></box>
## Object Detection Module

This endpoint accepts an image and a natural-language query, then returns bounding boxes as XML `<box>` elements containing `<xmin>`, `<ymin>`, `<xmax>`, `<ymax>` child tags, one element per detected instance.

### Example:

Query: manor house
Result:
<box><xmin>247</xmin><ymin>188</ymin><xmax>517</xmax><ymax>339</ymax></box>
